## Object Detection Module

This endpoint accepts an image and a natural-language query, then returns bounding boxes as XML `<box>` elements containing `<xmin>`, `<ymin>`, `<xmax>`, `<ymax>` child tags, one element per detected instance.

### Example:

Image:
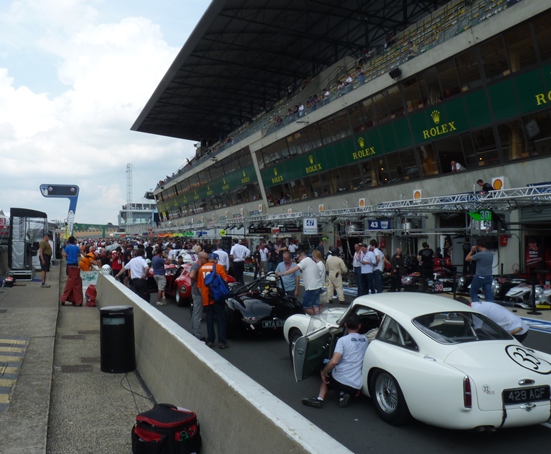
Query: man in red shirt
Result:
<box><xmin>197</xmin><ymin>253</ymin><xmax>229</xmax><ymax>349</ymax></box>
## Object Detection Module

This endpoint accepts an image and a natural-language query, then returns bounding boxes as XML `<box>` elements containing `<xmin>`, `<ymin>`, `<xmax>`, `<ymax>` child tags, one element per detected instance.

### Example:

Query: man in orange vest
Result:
<box><xmin>197</xmin><ymin>252</ymin><xmax>229</xmax><ymax>349</ymax></box>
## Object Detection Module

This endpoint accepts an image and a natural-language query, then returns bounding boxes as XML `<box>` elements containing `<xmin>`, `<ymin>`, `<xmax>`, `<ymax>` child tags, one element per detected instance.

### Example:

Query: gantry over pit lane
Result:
<box><xmin>216</xmin><ymin>183</ymin><xmax>551</xmax><ymax>228</ymax></box>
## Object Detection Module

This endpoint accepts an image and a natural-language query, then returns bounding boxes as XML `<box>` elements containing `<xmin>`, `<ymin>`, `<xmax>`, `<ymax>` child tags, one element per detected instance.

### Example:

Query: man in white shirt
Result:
<box><xmin>258</xmin><ymin>241</ymin><xmax>269</xmax><ymax>277</ymax></box>
<box><xmin>215</xmin><ymin>244</ymin><xmax>230</xmax><ymax>272</ymax></box>
<box><xmin>115</xmin><ymin>248</ymin><xmax>150</xmax><ymax>301</ymax></box>
<box><xmin>370</xmin><ymin>240</ymin><xmax>386</xmax><ymax>293</ymax></box>
<box><xmin>451</xmin><ymin>160</ymin><xmax>465</xmax><ymax>172</ymax></box>
<box><xmin>302</xmin><ymin>314</ymin><xmax>368</xmax><ymax>408</ymax></box>
<box><xmin>230</xmin><ymin>239</ymin><xmax>251</xmax><ymax>284</ymax></box>
<box><xmin>352</xmin><ymin>243</ymin><xmax>363</xmax><ymax>296</ymax></box>
<box><xmin>360</xmin><ymin>244</ymin><xmax>376</xmax><ymax>295</ymax></box>
<box><xmin>166</xmin><ymin>245</ymin><xmax>178</xmax><ymax>262</ymax></box>
<box><xmin>279</xmin><ymin>250</ymin><xmax>324</xmax><ymax>315</ymax></box>
<box><xmin>471</xmin><ymin>301</ymin><xmax>529</xmax><ymax>343</ymax></box>
<box><xmin>288</xmin><ymin>240</ymin><xmax>298</xmax><ymax>258</ymax></box>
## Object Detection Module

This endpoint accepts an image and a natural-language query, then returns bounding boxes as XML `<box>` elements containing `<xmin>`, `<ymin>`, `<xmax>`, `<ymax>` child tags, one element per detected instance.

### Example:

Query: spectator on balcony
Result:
<box><xmin>451</xmin><ymin>161</ymin><xmax>465</xmax><ymax>172</ymax></box>
<box><xmin>358</xmin><ymin>47</ymin><xmax>371</xmax><ymax>65</ymax></box>
<box><xmin>323</xmin><ymin>88</ymin><xmax>330</xmax><ymax>104</ymax></box>
<box><xmin>345</xmin><ymin>74</ymin><xmax>353</xmax><ymax>93</ymax></box>
<box><xmin>357</xmin><ymin>68</ymin><xmax>366</xmax><ymax>86</ymax></box>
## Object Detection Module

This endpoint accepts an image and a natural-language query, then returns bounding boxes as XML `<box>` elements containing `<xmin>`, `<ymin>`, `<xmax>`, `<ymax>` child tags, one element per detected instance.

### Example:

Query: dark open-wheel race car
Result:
<box><xmin>225</xmin><ymin>272</ymin><xmax>303</xmax><ymax>337</ymax></box>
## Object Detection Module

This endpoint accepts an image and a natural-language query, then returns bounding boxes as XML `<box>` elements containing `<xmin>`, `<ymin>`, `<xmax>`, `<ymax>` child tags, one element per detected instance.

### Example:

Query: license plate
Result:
<box><xmin>261</xmin><ymin>320</ymin><xmax>284</xmax><ymax>328</ymax></box>
<box><xmin>502</xmin><ymin>385</ymin><xmax>550</xmax><ymax>404</ymax></box>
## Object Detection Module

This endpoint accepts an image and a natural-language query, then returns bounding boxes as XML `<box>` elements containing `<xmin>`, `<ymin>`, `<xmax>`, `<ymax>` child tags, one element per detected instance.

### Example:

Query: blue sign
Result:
<box><xmin>368</xmin><ymin>220</ymin><xmax>392</xmax><ymax>230</ymax></box>
<box><xmin>303</xmin><ymin>218</ymin><xmax>317</xmax><ymax>235</ymax></box>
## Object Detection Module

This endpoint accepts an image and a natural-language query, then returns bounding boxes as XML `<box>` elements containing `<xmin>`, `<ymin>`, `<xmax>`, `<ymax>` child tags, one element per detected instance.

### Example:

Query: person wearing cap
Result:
<box><xmin>197</xmin><ymin>252</ymin><xmax>230</xmax><ymax>349</ymax></box>
<box><xmin>39</xmin><ymin>233</ymin><xmax>53</xmax><ymax>288</ymax></box>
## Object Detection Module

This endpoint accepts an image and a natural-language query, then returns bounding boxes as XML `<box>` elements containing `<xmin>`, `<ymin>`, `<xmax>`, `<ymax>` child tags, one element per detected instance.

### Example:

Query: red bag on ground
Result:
<box><xmin>85</xmin><ymin>285</ymin><xmax>97</xmax><ymax>307</ymax></box>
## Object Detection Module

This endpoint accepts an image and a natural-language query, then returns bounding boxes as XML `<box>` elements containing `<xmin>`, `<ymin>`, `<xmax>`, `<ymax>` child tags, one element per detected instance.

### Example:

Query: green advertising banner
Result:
<box><xmin>489</xmin><ymin>79</ymin><xmax>518</xmax><ymax>122</ymax></box>
<box><xmin>516</xmin><ymin>66</ymin><xmax>548</xmax><ymax>114</ymax></box>
<box><xmin>393</xmin><ymin>117</ymin><xmax>413</xmax><ymax>149</ymax></box>
<box><xmin>464</xmin><ymin>90</ymin><xmax>492</xmax><ymax>129</ymax></box>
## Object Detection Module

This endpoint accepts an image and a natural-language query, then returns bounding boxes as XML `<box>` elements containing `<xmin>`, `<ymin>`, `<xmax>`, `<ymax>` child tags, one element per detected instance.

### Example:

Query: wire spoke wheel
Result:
<box><xmin>371</xmin><ymin>371</ymin><xmax>411</xmax><ymax>425</ymax></box>
<box><xmin>376</xmin><ymin>373</ymin><xmax>398</xmax><ymax>413</ymax></box>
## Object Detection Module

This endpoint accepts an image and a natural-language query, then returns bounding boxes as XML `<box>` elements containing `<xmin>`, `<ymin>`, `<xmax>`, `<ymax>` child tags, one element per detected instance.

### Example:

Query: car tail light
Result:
<box><xmin>463</xmin><ymin>376</ymin><xmax>472</xmax><ymax>408</ymax></box>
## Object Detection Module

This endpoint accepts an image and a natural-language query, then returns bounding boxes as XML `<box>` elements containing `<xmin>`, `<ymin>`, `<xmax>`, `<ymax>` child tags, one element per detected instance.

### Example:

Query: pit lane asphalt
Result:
<box><xmin>149</xmin><ymin>282</ymin><xmax>551</xmax><ymax>454</ymax></box>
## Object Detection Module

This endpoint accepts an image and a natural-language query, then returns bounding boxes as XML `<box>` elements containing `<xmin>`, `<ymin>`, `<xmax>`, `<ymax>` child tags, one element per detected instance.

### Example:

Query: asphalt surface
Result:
<box><xmin>0</xmin><ymin>261</ymin><xmax>152</xmax><ymax>454</ymax></box>
<box><xmin>152</xmin><ymin>278</ymin><xmax>551</xmax><ymax>454</ymax></box>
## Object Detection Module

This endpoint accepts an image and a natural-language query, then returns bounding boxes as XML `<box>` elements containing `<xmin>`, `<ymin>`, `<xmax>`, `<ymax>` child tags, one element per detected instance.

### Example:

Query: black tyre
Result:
<box><xmin>371</xmin><ymin>371</ymin><xmax>412</xmax><ymax>426</ymax></box>
<box><xmin>288</xmin><ymin>329</ymin><xmax>302</xmax><ymax>362</ymax></box>
<box><xmin>175</xmin><ymin>286</ymin><xmax>190</xmax><ymax>307</ymax></box>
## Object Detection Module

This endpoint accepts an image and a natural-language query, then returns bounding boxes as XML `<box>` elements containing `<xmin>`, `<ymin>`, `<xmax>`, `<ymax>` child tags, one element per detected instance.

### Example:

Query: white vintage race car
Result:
<box><xmin>283</xmin><ymin>293</ymin><xmax>551</xmax><ymax>430</ymax></box>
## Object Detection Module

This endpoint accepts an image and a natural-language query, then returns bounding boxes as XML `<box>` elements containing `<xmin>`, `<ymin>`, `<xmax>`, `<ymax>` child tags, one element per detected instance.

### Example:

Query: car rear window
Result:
<box><xmin>413</xmin><ymin>312</ymin><xmax>512</xmax><ymax>344</ymax></box>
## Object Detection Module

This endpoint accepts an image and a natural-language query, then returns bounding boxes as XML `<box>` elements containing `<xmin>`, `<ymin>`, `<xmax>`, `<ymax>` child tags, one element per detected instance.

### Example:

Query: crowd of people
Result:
<box><xmin>58</xmin><ymin>232</ymin><xmax>532</xmax><ymax>411</ymax></box>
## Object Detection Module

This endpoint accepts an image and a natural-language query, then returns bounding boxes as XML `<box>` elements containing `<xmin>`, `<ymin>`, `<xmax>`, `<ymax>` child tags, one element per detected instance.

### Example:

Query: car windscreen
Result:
<box><xmin>413</xmin><ymin>311</ymin><xmax>513</xmax><ymax>344</ymax></box>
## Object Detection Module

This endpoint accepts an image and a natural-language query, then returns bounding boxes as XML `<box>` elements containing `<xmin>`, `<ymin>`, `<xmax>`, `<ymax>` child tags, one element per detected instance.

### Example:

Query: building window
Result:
<box><xmin>436</xmin><ymin>59</ymin><xmax>461</xmax><ymax>99</ymax></box>
<box><xmin>498</xmin><ymin>120</ymin><xmax>527</xmax><ymax>162</ymax></box>
<box><xmin>479</xmin><ymin>36</ymin><xmax>510</xmax><ymax>82</ymax></box>
<box><xmin>400</xmin><ymin>149</ymin><xmax>420</xmax><ymax>181</ymax></box>
<box><xmin>523</xmin><ymin>112</ymin><xmax>551</xmax><ymax>158</ymax></box>
<box><xmin>469</xmin><ymin>127</ymin><xmax>500</xmax><ymax>167</ymax></box>
<box><xmin>504</xmin><ymin>23</ymin><xmax>538</xmax><ymax>73</ymax></box>
<box><xmin>417</xmin><ymin>144</ymin><xmax>438</xmax><ymax>177</ymax></box>
<box><xmin>348</xmin><ymin>104</ymin><xmax>367</xmax><ymax>133</ymax></box>
<box><xmin>402</xmin><ymin>78</ymin><xmax>424</xmax><ymax>113</ymax></box>
<box><xmin>433</xmin><ymin>136</ymin><xmax>466</xmax><ymax>173</ymax></box>
<box><xmin>456</xmin><ymin>49</ymin><xmax>483</xmax><ymax>92</ymax></box>
<box><xmin>533</xmin><ymin>10</ymin><xmax>551</xmax><ymax>63</ymax></box>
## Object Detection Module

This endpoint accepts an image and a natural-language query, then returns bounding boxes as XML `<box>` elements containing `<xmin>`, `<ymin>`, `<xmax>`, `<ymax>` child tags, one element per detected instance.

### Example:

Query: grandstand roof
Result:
<box><xmin>132</xmin><ymin>0</ymin><xmax>452</xmax><ymax>142</ymax></box>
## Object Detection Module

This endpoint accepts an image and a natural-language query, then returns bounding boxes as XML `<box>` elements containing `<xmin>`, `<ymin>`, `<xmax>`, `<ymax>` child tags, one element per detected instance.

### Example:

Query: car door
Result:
<box><xmin>293</xmin><ymin>327</ymin><xmax>336</xmax><ymax>382</ymax></box>
<box><xmin>292</xmin><ymin>307</ymin><xmax>357</xmax><ymax>382</ymax></box>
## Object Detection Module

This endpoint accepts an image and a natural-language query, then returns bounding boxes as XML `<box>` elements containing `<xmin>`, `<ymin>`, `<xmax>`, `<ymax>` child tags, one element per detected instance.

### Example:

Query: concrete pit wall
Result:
<box><xmin>96</xmin><ymin>275</ymin><xmax>351</xmax><ymax>454</ymax></box>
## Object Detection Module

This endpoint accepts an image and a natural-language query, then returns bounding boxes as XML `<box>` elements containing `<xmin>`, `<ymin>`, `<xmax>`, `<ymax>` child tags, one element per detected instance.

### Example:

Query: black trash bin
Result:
<box><xmin>100</xmin><ymin>305</ymin><xmax>136</xmax><ymax>373</ymax></box>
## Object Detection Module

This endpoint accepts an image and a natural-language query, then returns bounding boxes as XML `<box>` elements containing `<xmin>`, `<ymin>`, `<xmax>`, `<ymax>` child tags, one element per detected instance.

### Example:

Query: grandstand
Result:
<box><xmin>132</xmin><ymin>0</ymin><xmax>551</xmax><ymax>274</ymax></box>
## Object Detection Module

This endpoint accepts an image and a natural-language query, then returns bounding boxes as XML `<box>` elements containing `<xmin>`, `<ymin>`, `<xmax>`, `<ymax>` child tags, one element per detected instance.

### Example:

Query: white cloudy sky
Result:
<box><xmin>0</xmin><ymin>0</ymin><xmax>210</xmax><ymax>225</ymax></box>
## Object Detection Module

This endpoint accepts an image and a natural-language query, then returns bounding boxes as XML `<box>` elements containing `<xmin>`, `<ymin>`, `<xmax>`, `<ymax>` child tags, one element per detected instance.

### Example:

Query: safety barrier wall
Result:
<box><xmin>96</xmin><ymin>275</ymin><xmax>351</xmax><ymax>454</ymax></box>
